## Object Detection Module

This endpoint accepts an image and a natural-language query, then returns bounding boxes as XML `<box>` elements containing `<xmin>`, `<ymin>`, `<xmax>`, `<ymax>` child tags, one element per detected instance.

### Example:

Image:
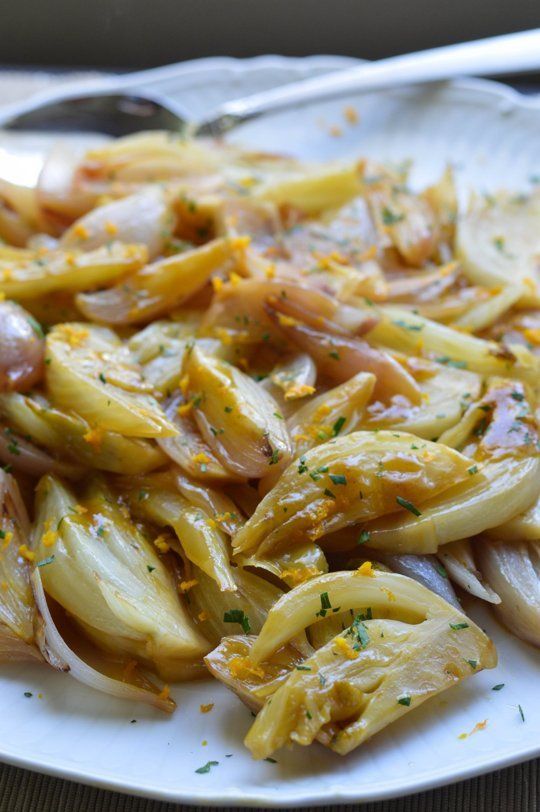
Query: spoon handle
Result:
<box><xmin>199</xmin><ymin>28</ymin><xmax>540</xmax><ymax>135</ymax></box>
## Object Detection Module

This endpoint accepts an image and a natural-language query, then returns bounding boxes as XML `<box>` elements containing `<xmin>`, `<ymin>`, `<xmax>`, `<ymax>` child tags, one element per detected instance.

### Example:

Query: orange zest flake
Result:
<box><xmin>57</xmin><ymin>323</ymin><xmax>89</xmax><ymax>347</ymax></box>
<box><xmin>228</xmin><ymin>655</ymin><xmax>265</xmax><ymax>681</ymax></box>
<box><xmin>73</xmin><ymin>223</ymin><xmax>90</xmax><ymax>240</ymax></box>
<box><xmin>197</xmin><ymin>610</ymin><xmax>209</xmax><ymax>622</ymax></box>
<box><xmin>230</xmin><ymin>235</ymin><xmax>251</xmax><ymax>251</ymax></box>
<box><xmin>238</xmin><ymin>176</ymin><xmax>257</xmax><ymax>188</ymax></box>
<box><xmin>18</xmin><ymin>544</ymin><xmax>35</xmax><ymax>562</ymax></box>
<box><xmin>177</xmin><ymin>401</ymin><xmax>193</xmax><ymax>417</ymax></box>
<box><xmin>41</xmin><ymin>526</ymin><xmax>58</xmax><ymax>548</ymax></box>
<box><xmin>153</xmin><ymin>534</ymin><xmax>170</xmax><ymax>554</ymax></box>
<box><xmin>458</xmin><ymin>719</ymin><xmax>488</xmax><ymax>740</ymax></box>
<box><xmin>317</xmin><ymin>250</ymin><xmax>348</xmax><ymax>269</ymax></box>
<box><xmin>523</xmin><ymin>327</ymin><xmax>540</xmax><ymax>345</ymax></box>
<box><xmin>356</xmin><ymin>561</ymin><xmax>375</xmax><ymax>577</ymax></box>
<box><xmin>276</xmin><ymin>313</ymin><xmax>299</xmax><ymax>328</ymax></box>
<box><xmin>379</xmin><ymin>586</ymin><xmax>397</xmax><ymax>601</ymax></box>
<box><xmin>1</xmin><ymin>531</ymin><xmax>13</xmax><ymax>549</ymax></box>
<box><xmin>329</xmin><ymin>125</ymin><xmax>343</xmax><ymax>138</ymax></box>
<box><xmin>333</xmin><ymin>636</ymin><xmax>359</xmax><ymax>660</ymax></box>
<box><xmin>158</xmin><ymin>684</ymin><xmax>170</xmax><ymax>701</ymax></box>
<box><xmin>280</xmin><ymin>565</ymin><xmax>320</xmax><ymax>586</ymax></box>
<box><xmin>228</xmin><ymin>271</ymin><xmax>242</xmax><ymax>288</ymax></box>
<box><xmin>83</xmin><ymin>426</ymin><xmax>104</xmax><ymax>449</ymax></box>
<box><xmin>179</xmin><ymin>578</ymin><xmax>198</xmax><ymax>593</ymax></box>
<box><xmin>192</xmin><ymin>452</ymin><xmax>209</xmax><ymax>466</ymax></box>
<box><xmin>104</xmin><ymin>220</ymin><xmax>118</xmax><ymax>236</ymax></box>
<box><xmin>213</xmin><ymin>326</ymin><xmax>234</xmax><ymax>345</ymax></box>
<box><xmin>206</xmin><ymin>518</ymin><xmax>217</xmax><ymax>529</ymax></box>
<box><xmin>200</xmin><ymin>702</ymin><xmax>214</xmax><ymax>714</ymax></box>
<box><xmin>343</xmin><ymin>105</ymin><xmax>359</xmax><ymax>124</ymax></box>
<box><xmin>124</xmin><ymin>244</ymin><xmax>145</xmax><ymax>260</ymax></box>
<box><xmin>211</xmin><ymin>276</ymin><xmax>223</xmax><ymax>293</ymax></box>
<box><xmin>284</xmin><ymin>383</ymin><xmax>315</xmax><ymax>400</ymax></box>
<box><xmin>264</xmin><ymin>263</ymin><xmax>276</xmax><ymax>279</ymax></box>
<box><xmin>179</xmin><ymin>374</ymin><xmax>190</xmax><ymax>395</ymax></box>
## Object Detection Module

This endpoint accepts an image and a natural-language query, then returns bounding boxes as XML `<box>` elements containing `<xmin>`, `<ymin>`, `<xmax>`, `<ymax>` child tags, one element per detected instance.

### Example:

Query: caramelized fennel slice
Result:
<box><xmin>45</xmin><ymin>323</ymin><xmax>177</xmax><ymax>438</ymax></box>
<box><xmin>245</xmin><ymin>613</ymin><xmax>495</xmax><ymax>758</ymax></box>
<box><xmin>232</xmin><ymin>431</ymin><xmax>474</xmax><ymax>557</ymax></box>
<box><xmin>0</xmin><ymin>469</ymin><xmax>41</xmax><ymax>661</ymax></box>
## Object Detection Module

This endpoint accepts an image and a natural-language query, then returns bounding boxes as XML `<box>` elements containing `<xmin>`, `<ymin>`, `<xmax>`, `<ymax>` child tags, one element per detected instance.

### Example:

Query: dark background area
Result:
<box><xmin>2</xmin><ymin>0</ymin><xmax>540</xmax><ymax>69</ymax></box>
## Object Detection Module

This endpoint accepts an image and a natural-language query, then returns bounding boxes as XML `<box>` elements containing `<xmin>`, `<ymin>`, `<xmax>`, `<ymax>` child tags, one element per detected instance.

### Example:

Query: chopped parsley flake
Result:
<box><xmin>358</xmin><ymin>530</ymin><xmax>371</xmax><ymax>545</ymax></box>
<box><xmin>492</xmin><ymin>683</ymin><xmax>505</xmax><ymax>691</ymax></box>
<box><xmin>98</xmin><ymin>372</ymin><xmax>107</xmax><ymax>384</ymax></box>
<box><xmin>468</xmin><ymin>465</ymin><xmax>479</xmax><ymax>475</ymax></box>
<box><xmin>26</xmin><ymin>315</ymin><xmax>44</xmax><ymax>339</ymax></box>
<box><xmin>436</xmin><ymin>564</ymin><xmax>448</xmax><ymax>578</ymax></box>
<box><xmin>345</xmin><ymin>613</ymin><xmax>370</xmax><ymax>650</ymax></box>
<box><xmin>268</xmin><ymin>448</ymin><xmax>280</xmax><ymax>465</ymax></box>
<box><xmin>264</xmin><ymin>757</ymin><xmax>277</xmax><ymax>763</ymax></box>
<box><xmin>223</xmin><ymin>609</ymin><xmax>251</xmax><ymax>633</ymax></box>
<box><xmin>392</xmin><ymin>319</ymin><xmax>423</xmax><ymax>331</ymax></box>
<box><xmin>435</xmin><ymin>356</ymin><xmax>468</xmax><ymax>369</ymax></box>
<box><xmin>382</xmin><ymin>206</ymin><xmax>405</xmax><ymax>225</ymax></box>
<box><xmin>328</xmin><ymin>350</ymin><xmax>340</xmax><ymax>360</ymax></box>
<box><xmin>323</xmin><ymin>488</ymin><xmax>336</xmax><ymax>499</ymax></box>
<box><xmin>397</xmin><ymin>695</ymin><xmax>411</xmax><ymax>706</ymax></box>
<box><xmin>37</xmin><ymin>555</ymin><xmax>55</xmax><ymax>568</ymax></box>
<box><xmin>396</xmin><ymin>496</ymin><xmax>421</xmax><ymax>516</ymax></box>
<box><xmin>518</xmin><ymin>704</ymin><xmax>525</xmax><ymax>722</ymax></box>
<box><xmin>329</xmin><ymin>473</ymin><xmax>347</xmax><ymax>486</ymax></box>
<box><xmin>332</xmin><ymin>416</ymin><xmax>346</xmax><ymax>436</ymax></box>
<box><xmin>449</xmin><ymin>622</ymin><xmax>469</xmax><ymax>631</ymax></box>
<box><xmin>147</xmin><ymin>565</ymin><xmax>156</xmax><ymax>573</ymax></box>
<box><xmin>296</xmin><ymin>665</ymin><xmax>312</xmax><ymax>671</ymax></box>
<box><xmin>466</xmin><ymin>659</ymin><xmax>478</xmax><ymax>670</ymax></box>
<box><xmin>316</xmin><ymin>592</ymin><xmax>332</xmax><ymax>618</ymax></box>
<box><xmin>195</xmin><ymin>761</ymin><xmax>219</xmax><ymax>774</ymax></box>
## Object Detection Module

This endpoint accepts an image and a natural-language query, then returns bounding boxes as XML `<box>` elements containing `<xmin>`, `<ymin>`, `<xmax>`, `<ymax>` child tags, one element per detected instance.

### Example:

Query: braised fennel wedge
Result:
<box><xmin>1</xmin><ymin>130</ymin><xmax>540</xmax><ymax>762</ymax></box>
<box><xmin>206</xmin><ymin>570</ymin><xmax>496</xmax><ymax>758</ymax></box>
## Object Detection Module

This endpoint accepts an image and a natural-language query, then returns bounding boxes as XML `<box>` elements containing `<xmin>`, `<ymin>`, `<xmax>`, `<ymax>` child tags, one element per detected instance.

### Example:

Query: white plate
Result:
<box><xmin>0</xmin><ymin>56</ymin><xmax>539</xmax><ymax>807</ymax></box>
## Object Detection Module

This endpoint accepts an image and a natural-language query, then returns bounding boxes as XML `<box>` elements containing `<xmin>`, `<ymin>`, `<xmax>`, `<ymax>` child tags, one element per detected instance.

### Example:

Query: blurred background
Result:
<box><xmin>1</xmin><ymin>0</ymin><xmax>540</xmax><ymax>68</ymax></box>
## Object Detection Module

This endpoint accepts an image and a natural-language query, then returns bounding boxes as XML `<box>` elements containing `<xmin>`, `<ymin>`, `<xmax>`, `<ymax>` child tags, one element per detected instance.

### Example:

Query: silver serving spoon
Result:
<box><xmin>2</xmin><ymin>28</ymin><xmax>540</xmax><ymax>137</ymax></box>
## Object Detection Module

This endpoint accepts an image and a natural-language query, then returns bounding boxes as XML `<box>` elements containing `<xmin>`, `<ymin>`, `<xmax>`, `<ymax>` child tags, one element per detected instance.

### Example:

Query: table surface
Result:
<box><xmin>0</xmin><ymin>66</ymin><xmax>538</xmax><ymax>812</ymax></box>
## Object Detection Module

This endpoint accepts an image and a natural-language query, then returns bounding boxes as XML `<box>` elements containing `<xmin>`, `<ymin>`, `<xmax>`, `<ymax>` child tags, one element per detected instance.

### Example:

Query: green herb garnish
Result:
<box><xmin>223</xmin><ymin>609</ymin><xmax>251</xmax><ymax>633</ymax></box>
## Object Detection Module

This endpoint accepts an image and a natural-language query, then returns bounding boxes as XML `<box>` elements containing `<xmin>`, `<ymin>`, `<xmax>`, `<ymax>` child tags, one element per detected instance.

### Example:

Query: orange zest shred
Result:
<box><xmin>158</xmin><ymin>684</ymin><xmax>170</xmax><ymax>701</ymax></box>
<box><xmin>200</xmin><ymin>702</ymin><xmax>214</xmax><ymax>714</ymax></box>
<box><xmin>18</xmin><ymin>544</ymin><xmax>35</xmax><ymax>562</ymax></box>
<box><xmin>284</xmin><ymin>383</ymin><xmax>315</xmax><ymax>400</ymax></box>
<box><xmin>179</xmin><ymin>579</ymin><xmax>198</xmax><ymax>593</ymax></box>
<box><xmin>333</xmin><ymin>636</ymin><xmax>359</xmax><ymax>660</ymax></box>
<box><xmin>83</xmin><ymin>426</ymin><xmax>104</xmax><ymax>449</ymax></box>
<box><xmin>154</xmin><ymin>535</ymin><xmax>170</xmax><ymax>554</ymax></box>
<box><xmin>356</xmin><ymin>561</ymin><xmax>375</xmax><ymax>577</ymax></box>
<box><xmin>228</xmin><ymin>655</ymin><xmax>265</xmax><ymax>681</ymax></box>
<box><xmin>458</xmin><ymin>719</ymin><xmax>488</xmax><ymax>740</ymax></box>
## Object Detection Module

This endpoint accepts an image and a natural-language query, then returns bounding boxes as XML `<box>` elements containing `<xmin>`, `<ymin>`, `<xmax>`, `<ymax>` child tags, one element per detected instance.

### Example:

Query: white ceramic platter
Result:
<box><xmin>0</xmin><ymin>56</ymin><xmax>539</xmax><ymax>806</ymax></box>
